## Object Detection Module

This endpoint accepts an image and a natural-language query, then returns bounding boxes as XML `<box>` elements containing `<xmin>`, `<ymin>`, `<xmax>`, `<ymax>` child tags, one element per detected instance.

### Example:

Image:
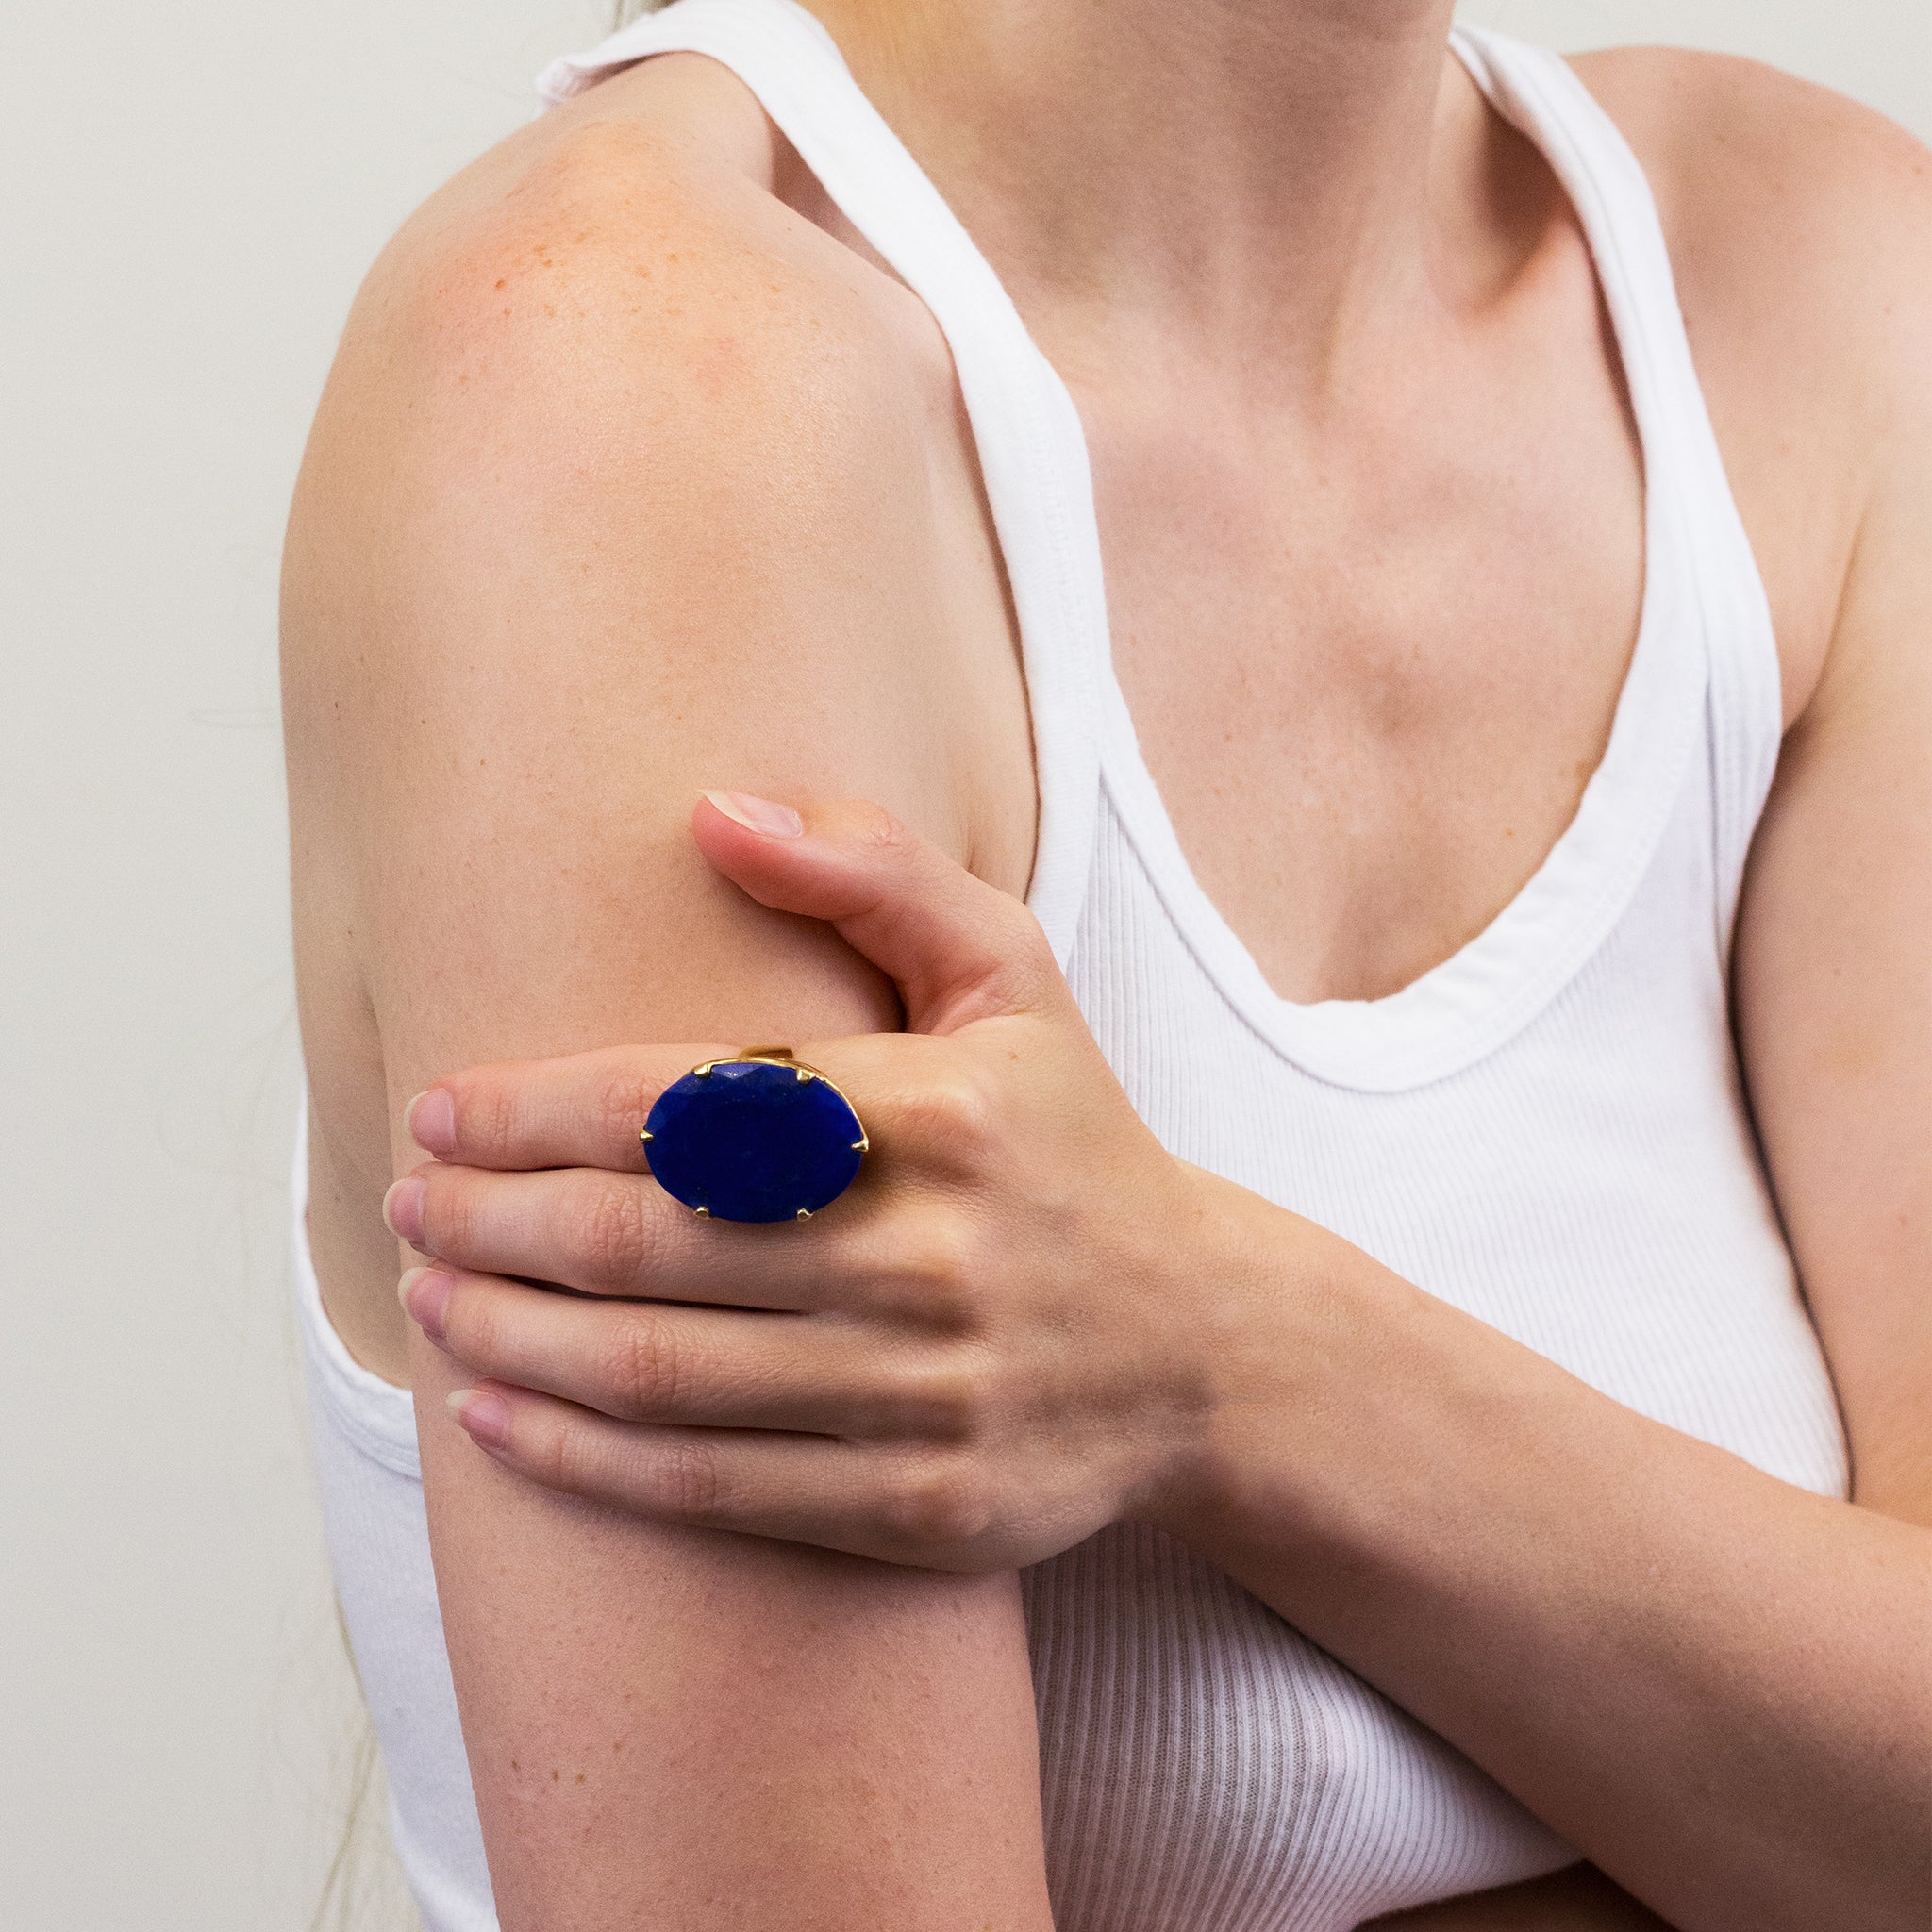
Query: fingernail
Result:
<box><xmin>398</xmin><ymin>1266</ymin><xmax>453</xmax><ymax>1344</ymax></box>
<box><xmin>383</xmin><ymin>1175</ymin><xmax>425</xmax><ymax>1245</ymax></box>
<box><xmin>407</xmin><ymin>1089</ymin><xmax>456</xmax><ymax>1158</ymax></box>
<box><xmin>447</xmin><ymin>1388</ymin><xmax>510</xmax><ymax>1450</ymax></box>
<box><xmin>701</xmin><ymin>789</ymin><xmax>803</xmax><ymax>838</ymax></box>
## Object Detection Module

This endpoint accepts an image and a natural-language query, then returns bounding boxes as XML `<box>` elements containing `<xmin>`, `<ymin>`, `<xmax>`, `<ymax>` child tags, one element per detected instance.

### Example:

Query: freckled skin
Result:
<box><xmin>285</xmin><ymin>19</ymin><xmax>1931</xmax><ymax>1930</ymax></box>
<box><xmin>286</xmin><ymin>51</ymin><xmax>1044</xmax><ymax>1930</ymax></box>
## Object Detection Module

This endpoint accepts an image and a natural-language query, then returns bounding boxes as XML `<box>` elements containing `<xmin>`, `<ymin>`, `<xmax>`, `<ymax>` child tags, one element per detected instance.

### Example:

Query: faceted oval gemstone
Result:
<box><xmin>643</xmin><ymin>1058</ymin><xmax>865</xmax><ymax>1223</ymax></box>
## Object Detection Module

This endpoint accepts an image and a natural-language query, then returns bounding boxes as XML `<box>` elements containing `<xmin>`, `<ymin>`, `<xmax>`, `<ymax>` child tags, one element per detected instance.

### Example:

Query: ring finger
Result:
<box><xmin>390</xmin><ymin>1160</ymin><xmax>868</xmax><ymax>1307</ymax></box>
<box><xmin>408</xmin><ymin>1266</ymin><xmax>951</xmax><ymax>1438</ymax></box>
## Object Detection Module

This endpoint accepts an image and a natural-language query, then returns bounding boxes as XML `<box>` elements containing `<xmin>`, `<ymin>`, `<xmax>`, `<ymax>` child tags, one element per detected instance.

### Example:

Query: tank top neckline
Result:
<box><xmin>293</xmin><ymin>25</ymin><xmax>1833</xmax><ymax>1923</ymax></box>
<box><xmin>541</xmin><ymin>0</ymin><xmax>1770</xmax><ymax>1094</ymax></box>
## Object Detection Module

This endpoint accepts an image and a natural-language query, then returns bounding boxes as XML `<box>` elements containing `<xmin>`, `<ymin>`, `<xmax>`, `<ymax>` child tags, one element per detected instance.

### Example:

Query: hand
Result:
<box><xmin>385</xmin><ymin>791</ymin><xmax>1308</xmax><ymax>1571</ymax></box>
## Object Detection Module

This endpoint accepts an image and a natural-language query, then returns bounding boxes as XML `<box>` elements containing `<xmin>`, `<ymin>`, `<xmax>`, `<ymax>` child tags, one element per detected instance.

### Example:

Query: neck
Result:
<box><xmin>806</xmin><ymin>0</ymin><xmax>1475</xmax><ymax>375</ymax></box>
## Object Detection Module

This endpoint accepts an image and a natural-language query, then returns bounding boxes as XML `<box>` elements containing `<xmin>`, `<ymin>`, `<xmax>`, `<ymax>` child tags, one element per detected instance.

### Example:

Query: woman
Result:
<box><xmin>280</xmin><ymin>0</ymin><xmax>1929</xmax><ymax>1924</ymax></box>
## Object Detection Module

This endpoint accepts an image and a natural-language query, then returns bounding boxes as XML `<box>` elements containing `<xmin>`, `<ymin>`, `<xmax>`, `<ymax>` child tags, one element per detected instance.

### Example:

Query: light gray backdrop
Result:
<box><xmin>3</xmin><ymin>3</ymin><xmax>1924</xmax><ymax>1926</ymax></box>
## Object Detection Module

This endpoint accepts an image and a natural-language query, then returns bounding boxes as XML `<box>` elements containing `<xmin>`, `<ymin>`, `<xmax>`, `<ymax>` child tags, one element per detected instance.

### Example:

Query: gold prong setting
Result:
<box><xmin>641</xmin><ymin>1046</ymin><xmax>867</xmax><ymax>1224</ymax></box>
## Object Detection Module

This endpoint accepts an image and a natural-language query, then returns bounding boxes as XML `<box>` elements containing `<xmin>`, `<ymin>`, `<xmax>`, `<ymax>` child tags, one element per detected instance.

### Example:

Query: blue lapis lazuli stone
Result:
<box><xmin>644</xmin><ymin>1058</ymin><xmax>865</xmax><ymax>1223</ymax></box>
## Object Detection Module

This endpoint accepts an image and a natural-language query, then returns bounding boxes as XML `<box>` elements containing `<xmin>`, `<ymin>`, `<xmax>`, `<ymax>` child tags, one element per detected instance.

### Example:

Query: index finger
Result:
<box><xmin>407</xmin><ymin>1043</ymin><xmax>731</xmax><ymax>1173</ymax></box>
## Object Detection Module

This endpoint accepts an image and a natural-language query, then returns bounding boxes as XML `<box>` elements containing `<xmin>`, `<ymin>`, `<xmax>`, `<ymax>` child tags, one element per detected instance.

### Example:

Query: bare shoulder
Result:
<box><xmin>284</xmin><ymin>51</ymin><xmax>1029</xmax><ymax>885</ymax></box>
<box><xmin>283</xmin><ymin>59</ymin><xmax>1032</xmax><ymax>1370</ymax></box>
<box><xmin>1567</xmin><ymin>47</ymin><xmax>1932</xmax><ymax>713</ymax></box>
<box><xmin>343</xmin><ymin>68</ymin><xmax>947</xmax><ymax>472</ymax></box>
<box><xmin>1570</xmin><ymin>46</ymin><xmax>1931</xmax><ymax>332</ymax></box>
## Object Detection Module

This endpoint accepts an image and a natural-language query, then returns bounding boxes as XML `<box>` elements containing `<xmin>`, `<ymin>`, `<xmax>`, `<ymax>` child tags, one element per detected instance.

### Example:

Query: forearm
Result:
<box><xmin>1171</xmin><ymin>1187</ymin><xmax>1930</xmax><ymax>1932</ymax></box>
<box><xmin>375</xmin><ymin>796</ymin><xmax>1927</xmax><ymax>1927</ymax></box>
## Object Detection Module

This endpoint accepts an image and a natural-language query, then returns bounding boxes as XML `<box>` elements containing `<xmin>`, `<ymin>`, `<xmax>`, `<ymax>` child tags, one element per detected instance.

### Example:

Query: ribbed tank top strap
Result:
<box><xmin>540</xmin><ymin>0</ymin><xmax>1106</xmax><ymax>965</ymax></box>
<box><xmin>1452</xmin><ymin>27</ymin><xmax>1783</xmax><ymax>952</ymax></box>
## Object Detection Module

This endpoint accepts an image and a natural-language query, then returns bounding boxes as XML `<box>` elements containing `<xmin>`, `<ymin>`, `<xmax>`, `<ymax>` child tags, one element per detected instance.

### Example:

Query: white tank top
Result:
<box><xmin>292</xmin><ymin>4</ymin><xmax>1850</xmax><ymax>1924</ymax></box>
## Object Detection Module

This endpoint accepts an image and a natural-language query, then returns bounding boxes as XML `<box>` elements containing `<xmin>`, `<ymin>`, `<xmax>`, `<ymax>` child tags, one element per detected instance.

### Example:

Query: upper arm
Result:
<box><xmin>286</xmin><ymin>119</ymin><xmax>993</xmax><ymax>1071</ymax></box>
<box><xmin>1726</xmin><ymin>112</ymin><xmax>1932</xmax><ymax>1525</ymax></box>
<box><xmin>282</xmin><ymin>127</ymin><xmax>1049</xmax><ymax>1927</ymax></box>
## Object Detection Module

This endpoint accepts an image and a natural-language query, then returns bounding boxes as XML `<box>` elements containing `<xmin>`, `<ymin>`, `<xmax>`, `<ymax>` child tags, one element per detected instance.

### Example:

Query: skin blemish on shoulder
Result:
<box><xmin>691</xmin><ymin>330</ymin><xmax>748</xmax><ymax>401</ymax></box>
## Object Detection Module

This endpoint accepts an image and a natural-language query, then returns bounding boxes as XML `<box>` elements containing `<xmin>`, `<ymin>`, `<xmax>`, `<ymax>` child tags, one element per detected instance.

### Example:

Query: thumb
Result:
<box><xmin>692</xmin><ymin>791</ymin><xmax>1064</xmax><ymax>1034</ymax></box>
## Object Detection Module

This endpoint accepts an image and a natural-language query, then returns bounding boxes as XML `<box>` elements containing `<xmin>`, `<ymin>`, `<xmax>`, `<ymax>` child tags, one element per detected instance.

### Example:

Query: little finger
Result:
<box><xmin>442</xmin><ymin>1381</ymin><xmax>1007</xmax><ymax>1572</ymax></box>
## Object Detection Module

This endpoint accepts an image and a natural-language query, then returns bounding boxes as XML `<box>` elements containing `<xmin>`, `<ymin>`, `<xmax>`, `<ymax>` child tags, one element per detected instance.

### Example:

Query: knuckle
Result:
<box><xmin>604</xmin><ymin>1314</ymin><xmax>682</xmax><ymax>1421</ymax></box>
<box><xmin>883</xmin><ymin>1457</ymin><xmax>994</xmax><ymax>1552</ymax></box>
<box><xmin>846</xmin><ymin>798</ymin><xmax>917</xmax><ymax>861</ymax></box>
<box><xmin>522</xmin><ymin>1407</ymin><xmax>579</xmax><ymax>1494</ymax></box>
<box><xmin>416</xmin><ymin>1169</ymin><xmax>472</xmax><ymax>1257</ymax></box>
<box><xmin>908</xmin><ymin>1215</ymin><xmax>972</xmax><ymax>1287</ymax></box>
<box><xmin>996</xmin><ymin>931</ymin><xmax>1060</xmax><ymax>1013</ymax></box>
<box><xmin>455</xmin><ymin>1075</ymin><xmax>520</xmax><ymax>1163</ymax></box>
<box><xmin>920</xmin><ymin>1061</ymin><xmax>1000</xmax><ymax>1158</ymax></box>
<box><xmin>971</xmin><ymin>901</ymin><xmax>1060</xmax><ymax>1017</ymax></box>
<box><xmin>443</xmin><ymin>1287</ymin><xmax>501</xmax><ymax>1366</ymax></box>
<box><xmin>575</xmin><ymin>1178</ymin><xmax>654</xmax><ymax>1288</ymax></box>
<box><xmin>646</xmin><ymin>1435</ymin><xmax>723</xmax><ymax>1523</ymax></box>
<box><xmin>1007</xmin><ymin>907</ymin><xmax>1057</xmax><ymax>975</ymax></box>
<box><xmin>894</xmin><ymin>1362</ymin><xmax>988</xmax><ymax>1443</ymax></box>
<box><xmin>889</xmin><ymin>1215</ymin><xmax>981</xmax><ymax>1331</ymax></box>
<box><xmin>593</xmin><ymin>1058</ymin><xmax>658</xmax><ymax>1150</ymax></box>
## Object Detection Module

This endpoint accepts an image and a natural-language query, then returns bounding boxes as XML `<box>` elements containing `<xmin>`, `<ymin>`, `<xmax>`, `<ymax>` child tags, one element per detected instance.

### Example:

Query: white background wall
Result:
<box><xmin>3</xmin><ymin>4</ymin><xmax>1924</xmax><ymax>1926</ymax></box>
